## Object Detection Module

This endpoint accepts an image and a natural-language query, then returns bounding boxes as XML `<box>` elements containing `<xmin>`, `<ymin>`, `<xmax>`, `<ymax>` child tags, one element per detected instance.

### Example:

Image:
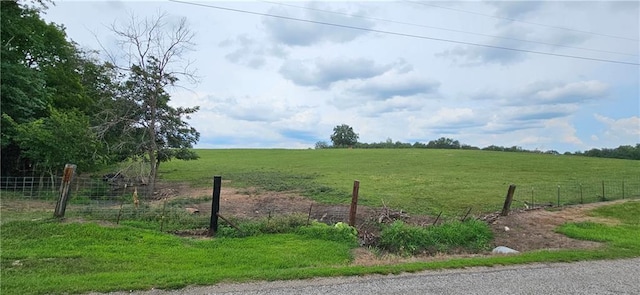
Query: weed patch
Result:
<box><xmin>378</xmin><ymin>219</ymin><xmax>493</xmax><ymax>256</ymax></box>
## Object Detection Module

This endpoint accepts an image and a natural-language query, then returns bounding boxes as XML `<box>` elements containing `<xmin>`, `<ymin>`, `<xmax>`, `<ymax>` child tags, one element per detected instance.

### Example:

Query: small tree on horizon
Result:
<box><xmin>330</xmin><ymin>124</ymin><xmax>359</xmax><ymax>147</ymax></box>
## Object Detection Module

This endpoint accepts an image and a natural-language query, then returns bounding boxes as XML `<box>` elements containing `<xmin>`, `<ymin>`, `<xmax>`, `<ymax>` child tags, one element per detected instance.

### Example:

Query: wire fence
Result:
<box><xmin>2</xmin><ymin>176</ymin><xmax>639</xmax><ymax>232</ymax></box>
<box><xmin>1</xmin><ymin>175</ymin><xmax>154</xmax><ymax>199</ymax></box>
<box><xmin>512</xmin><ymin>178</ymin><xmax>640</xmax><ymax>208</ymax></box>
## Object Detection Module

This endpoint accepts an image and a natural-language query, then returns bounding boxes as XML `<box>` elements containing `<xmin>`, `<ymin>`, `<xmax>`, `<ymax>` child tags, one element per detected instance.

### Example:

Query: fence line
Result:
<box><xmin>0</xmin><ymin>176</ymin><xmax>153</xmax><ymax>200</ymax></box>
<box><xmin>2</xmin><ymin>176</ymin><xmax>639</xmax><ymax>232</ymax></box>
<box><xmin>513</xmin><ymin>178</ymin><xmax>640</xmax><ymax>208</ymax></box>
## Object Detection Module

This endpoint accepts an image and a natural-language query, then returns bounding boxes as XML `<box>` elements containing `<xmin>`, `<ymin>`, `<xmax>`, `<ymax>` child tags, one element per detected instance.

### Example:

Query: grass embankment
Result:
<box><xmin>160</xmin><ymin>149</ymin><xmax>639</xmax><ymax>215</ymax></box>
<box><xmin>2</xmin><ymin>201</ymin><xmax>639</xmax><ymax>294</ymax></box>
<box><xmin>0</xmin><ymin>220</ymin><xmax>355</xmax><ymax>295</ymax></box>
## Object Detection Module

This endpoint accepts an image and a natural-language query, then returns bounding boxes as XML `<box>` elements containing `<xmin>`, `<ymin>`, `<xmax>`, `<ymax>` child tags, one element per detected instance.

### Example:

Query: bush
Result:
<box><xmin>379</xmin><ymin>219</ymin><xmax>493</xmax><ymax>255</ymax></box>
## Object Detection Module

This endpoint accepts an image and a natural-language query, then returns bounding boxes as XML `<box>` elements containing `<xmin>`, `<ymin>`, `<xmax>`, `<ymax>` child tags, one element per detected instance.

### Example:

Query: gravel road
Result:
<box><xmin>98</xmin><ymin>258</ymin><xmax>640</xmax><ymax>295</ymax></box>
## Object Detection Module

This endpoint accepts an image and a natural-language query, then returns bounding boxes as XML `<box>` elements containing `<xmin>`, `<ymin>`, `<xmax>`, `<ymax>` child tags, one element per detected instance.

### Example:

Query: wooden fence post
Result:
<box><xmin>501</xmin><ymin>184</ymin><xmax>516</xmax><ymax>216</ymax></box>
<box><xmin>348</xmin><ymin>180</ymin><xmax>360</xmax><ymax>227</ymax></box>
<box><xmin>54</xmin><ymin>164</ymin><xmax>76</xmax><ymax>218</ymax></box>
<box><xmin>208</xmin><ymin>176</ymin><xmax>222</xmax><ymax>237</ymax></box>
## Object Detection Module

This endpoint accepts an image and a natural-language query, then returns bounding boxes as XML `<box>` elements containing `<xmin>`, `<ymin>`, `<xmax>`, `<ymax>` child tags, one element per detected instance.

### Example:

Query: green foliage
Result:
<box><xmin>0</xmin><ymin>1</ymin><xmax>121</xmax><ymax>176</ymax></box>
<box><xmin>330</xmin><ymin>124</ymin><xmax>359</xmax><ymax>147</ymax></box>
<box><xmin>315</xmin><ymin>141</ymin><xmax>330</xmax><ymax>149</ymax></box>
<box><xmin>427</xmin><ymin>137</ymin><xmax>461</xmax><ymax>149</ymax></box>
<box><xmin>379</xmin><ymin>220</ymin><xmax>493</xmax><ymax>256</ymax></box>
<box><xmin>578</xmin><ymin>144</ymin><xmax>640</xmax><ymax>160</ymax></box>
<box><xmin>14</xmin><ymin>109</ymin><xmax>104</xmax><ymax>173</ymax></box>
<box><xmin>1</xmin><ymin>4</ymin><xmax>201</xmax><ymax>178</ymax></box>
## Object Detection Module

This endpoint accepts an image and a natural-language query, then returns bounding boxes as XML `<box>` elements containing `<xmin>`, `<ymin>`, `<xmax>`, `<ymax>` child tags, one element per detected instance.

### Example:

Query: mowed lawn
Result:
<box><xmin>160</xmin><ymin>149</ymin><xmax>640</xmax><ymax>215</ymax></box>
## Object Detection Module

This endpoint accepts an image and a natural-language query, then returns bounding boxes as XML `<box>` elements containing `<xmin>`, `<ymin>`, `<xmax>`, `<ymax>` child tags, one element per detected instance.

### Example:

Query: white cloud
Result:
<box><xmin>219</xmin><ymin>34</ymin><xmax>288</xmax><ymax>69</ymax></box>
<box><xmin>279</xmin><ymin>57</ymin><xmax>394</xmax><ymax>89</ymax></box>
<box><xmin>39</xmin><ymin>1</ymin><xmax>639</xmax><ymax>152</ymax></box>
<box><xmin>594</xmin><ymin>114</ymin><xmax>640</xmax><ymax>142</ymax></box>
<box><xmin>262</xmin><ymin>3</ymin><xmax>374</xmax><ymax>46</ymax></box>
<box><xmin>533</xmin><ymin>80</ymin><xmax>609</xmax><ymax>104</ymax></box>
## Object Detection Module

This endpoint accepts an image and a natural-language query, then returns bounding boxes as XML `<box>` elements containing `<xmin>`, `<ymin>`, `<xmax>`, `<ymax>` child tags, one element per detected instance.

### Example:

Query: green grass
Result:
<box><xmin>557</xmin><ymin>201</ymin><xmax>640</xmax><ymax>252</ymax></box>
<box><xmin>379</xmin><ymin>219</ymin><xmax>493</xmax><ymax>255</ymax></box>
<box><xmin>0</xmin><ymin>220</ymin><xmax>355</xmax><ymax>295</ymax></box>
<box><xmin>3</xmin><ymin>150</ymin><xmax>639</xmax><ymax>294</ymax></box>
<box><xmin>588</xmin><ymin>201</ymin><xmax>640</xmax><ymax>225</ymax></box>
<box><xmin>160</xmin><ymin>149</ymin><xmax>640</xmax><ymax>215</ymax></box>
<box><xmin>2</xmin><ymin>202</ymin><xmax>640</xmax><ymax>294</ymax></box>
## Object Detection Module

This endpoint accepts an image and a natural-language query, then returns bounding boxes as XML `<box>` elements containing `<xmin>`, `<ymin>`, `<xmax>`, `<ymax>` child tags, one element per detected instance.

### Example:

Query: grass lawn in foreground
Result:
<box><xmin>159</xmin><ymin>149</ymin><xmax>640</xmax><ymax>215</ymax></box>
<box><xmin>2</xmin><ymin>201</ymin><xmax>640</xmax><ymax>294</ymax></box>
<box><xmin>0</xmin><ymin>220</ymin><xmax>354</xmax><ymax>295</ymax></box>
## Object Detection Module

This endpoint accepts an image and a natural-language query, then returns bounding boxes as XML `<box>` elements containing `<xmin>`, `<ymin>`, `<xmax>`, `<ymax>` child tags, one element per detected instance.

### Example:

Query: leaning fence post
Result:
<box><xmin>557</xmin><ymin>185</ymin><xmax>561</xmax><ymax>207</ymax></box>
<box><xmin>348</xmin><ymin>180</ymin><xmax>360</xmax><ymax>227</ymax></box>
<box><xmin>208</xmin><ymin>176</ymin><xmax>222</xmax><ymax>237</ymax></box>
<box><xmin>501</xmin><ymin>184</ymin><xmax>516</xmax><ymax>216</ymax></box>
<box><xmin>54</xmin><ymin>164</ymin><xmax>77</xmax><ymax>218</ymax></box>
<box><xmin>602</xmin><ymin>181</ymin><xmax>606</xmax><ymax>201</ymax></box>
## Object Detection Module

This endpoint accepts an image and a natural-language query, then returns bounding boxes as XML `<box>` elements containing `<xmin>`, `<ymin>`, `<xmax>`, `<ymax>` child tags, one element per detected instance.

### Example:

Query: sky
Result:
<box><xmin>41</xmin><ymin>1</ymin><xmax>640</xmax><ymax>152</ymax></box>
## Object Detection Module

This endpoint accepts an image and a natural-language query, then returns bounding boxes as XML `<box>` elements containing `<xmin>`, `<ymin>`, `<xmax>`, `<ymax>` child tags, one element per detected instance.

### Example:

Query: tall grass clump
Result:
<box><xmin>296</xmin><ymin>222</ymin><xmax>359</xmax><ymax>246</ymax></box>
<box><xmin>215</xmin><ymin>215</ymin><xmax>358</xmax><ymax>247</ymax></box>
<box><xmin>379</xmin><ymin>219</ymin><xmax>493</xmax><ymax>255</ymax></box>
<box><xmin>216</xmin><ymin>214</ymin><xmax>309</xmax><ymax>237</ymax></box>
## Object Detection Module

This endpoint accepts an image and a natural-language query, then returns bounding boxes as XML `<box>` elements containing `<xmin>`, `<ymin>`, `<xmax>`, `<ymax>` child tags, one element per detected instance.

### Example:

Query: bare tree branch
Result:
<box><xmin>100</xmin><ymin>10</ymin><xmax>199</xmax><ymax>197</ymax></box>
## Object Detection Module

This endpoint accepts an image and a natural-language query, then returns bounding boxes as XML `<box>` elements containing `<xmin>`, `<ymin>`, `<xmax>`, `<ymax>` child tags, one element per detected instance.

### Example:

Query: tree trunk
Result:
<box><xmin>147</xmin><ymin>149</ymin><xmax>156</xmax><ymax>198</ymax></box>
<box><xmin>146</xmin><ymin>83</ymin><xmax>160</xmax><ymax>198</ymax></box>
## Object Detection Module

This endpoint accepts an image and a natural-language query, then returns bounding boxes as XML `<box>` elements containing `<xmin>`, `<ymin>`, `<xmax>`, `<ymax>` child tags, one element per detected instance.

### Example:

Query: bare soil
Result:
<box><xmin>155</xmin><ymin>182</ymin><xmax>628</xmax><ymax>261</ymax></box>
<box><xmin>4</xmin><ymin>181</ymin><xmax>629</xmax><ymax>265</ymax></box>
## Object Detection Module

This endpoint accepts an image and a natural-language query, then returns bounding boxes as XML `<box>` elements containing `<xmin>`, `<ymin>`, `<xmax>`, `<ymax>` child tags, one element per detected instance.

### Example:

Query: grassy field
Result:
<box><xmin>160</xmin><ymin>149</ymin><xmax>640</xmax><ymax>215</ymax></box>
<box><xmin>2</xmin><ymin>201</ymin><xmax>639</xmax><ymax>294</ymax></box>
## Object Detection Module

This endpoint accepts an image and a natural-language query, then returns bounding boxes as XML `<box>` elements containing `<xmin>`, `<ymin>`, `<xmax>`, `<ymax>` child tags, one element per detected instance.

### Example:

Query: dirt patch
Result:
<box><xmin>4</xmin><ymin>181</ymin><xmax>629</xmax><ymax>264</ymax></box>
<box><xmin>488</xmin><ymin>201</ymin><xmax>629</xmax><ymax>252</ymax></box>
<box><xmin>153</xmin><ymin>182</ymin><xmax>628</xmax><ymax>254</ymax></box>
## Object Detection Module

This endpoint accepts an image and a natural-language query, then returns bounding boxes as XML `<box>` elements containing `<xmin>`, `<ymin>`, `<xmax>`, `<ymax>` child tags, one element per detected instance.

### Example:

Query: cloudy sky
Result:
<box><xmin>43</xmin><ymin>1</ymin><xmax>639</xmax><ymax>152</ymax></box>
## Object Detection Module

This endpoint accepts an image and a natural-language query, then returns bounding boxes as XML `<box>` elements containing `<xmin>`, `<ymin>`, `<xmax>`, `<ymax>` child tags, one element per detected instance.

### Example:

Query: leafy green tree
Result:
<box><xmin>98</xmin><ymin>12</ymin><xmax>200</xmax><ymax>195</ymax></box>
<box><xmin>315</xmin><ymin>141</ymin><xmax>330</xmax><ymax>149</ymax></box>
<box><xmin>1</xmin><ymin>1</ymin><xmax>105</xmax><ymax>175</ymax></box>
<box><xmin>14</xmin><ymin>109</ymin><xmax>103</xmax><ymax>175</ymax></box>
<box><xmin>427</xmin><ymin>137</ymin><xmax>461</xmax><ymax>149</ymax></box>
<box><xmin>330</xmin><ymin>124</ymin><xmax>359</xmax><ymax>147</ymax></box>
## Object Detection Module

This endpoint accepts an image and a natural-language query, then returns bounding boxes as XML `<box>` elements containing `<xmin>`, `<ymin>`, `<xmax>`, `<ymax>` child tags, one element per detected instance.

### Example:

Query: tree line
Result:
<box><xmin>1</xmin><ymin>0</ymin><xmax>200</xmax><ymax>195</ymax></box>
<box><xmin>318</xmin><ymin>124</ymin><xmax>640</xmax><ymax>160</ymax></box>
